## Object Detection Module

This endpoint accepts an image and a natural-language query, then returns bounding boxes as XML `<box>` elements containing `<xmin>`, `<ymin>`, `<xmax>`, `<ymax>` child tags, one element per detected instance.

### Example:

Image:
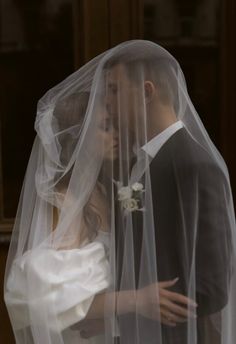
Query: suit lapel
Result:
<box><xmin>130</xmin><ymin>149</ymin><xmax>151</xmax><ymax>184</ymax></box>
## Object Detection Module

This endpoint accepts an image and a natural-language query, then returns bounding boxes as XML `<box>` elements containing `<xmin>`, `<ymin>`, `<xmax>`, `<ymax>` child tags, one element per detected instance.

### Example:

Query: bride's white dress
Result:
<box><xmin>5</xmin><ymin>231</ymin><xmax>111</xmax><ymax>343</ymax></box>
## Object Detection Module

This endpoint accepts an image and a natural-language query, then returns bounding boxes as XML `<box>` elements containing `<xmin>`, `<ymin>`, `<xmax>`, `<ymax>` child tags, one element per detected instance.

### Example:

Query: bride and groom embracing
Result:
<box><xmin>4</xmin><ymin>41</ymin><xmax>235</xmax><ymax>344</ymax></box>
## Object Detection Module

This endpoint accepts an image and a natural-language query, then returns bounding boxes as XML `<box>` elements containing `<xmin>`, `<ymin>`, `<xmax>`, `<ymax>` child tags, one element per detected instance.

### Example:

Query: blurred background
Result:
<box><xmin>0</xmin><ymin>0</ymin><xmax>235</xmax><ymax>342</ymax></box>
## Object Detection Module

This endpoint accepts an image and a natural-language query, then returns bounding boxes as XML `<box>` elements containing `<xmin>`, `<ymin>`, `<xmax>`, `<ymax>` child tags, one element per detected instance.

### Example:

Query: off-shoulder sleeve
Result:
<box><xmin>5</xmin><ymin>241</ymin><xmax>110</xmax><ymax>331</ymax></box>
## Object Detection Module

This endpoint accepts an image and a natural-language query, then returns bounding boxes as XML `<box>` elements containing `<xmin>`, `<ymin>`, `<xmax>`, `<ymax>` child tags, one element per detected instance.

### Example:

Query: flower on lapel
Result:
<box><xmin>122</xmin><ymin>198</ymin><xmax>139</xmax><ymax>211</ymax></box>
<box><xmin>131</xmin><ymin>182</ymin><xmax>144</xmax><ymax>192</ymax></box>
<box><xmin>117</xmin><ymin>182</ymin><xmax>144</xmax><ymax>212</ymax></box>
<box><xmin>118</xmin><ymin>186</ymin><xmax>132</xmax><ymax>201</ymax></box>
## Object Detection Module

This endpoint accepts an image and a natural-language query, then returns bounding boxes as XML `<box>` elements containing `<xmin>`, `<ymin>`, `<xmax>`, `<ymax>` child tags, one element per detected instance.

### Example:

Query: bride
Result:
<box><xmin>4</xmin><ymin>89</ymin><xmax>196</xmax><ymax>344</ymax></box>
<box><xmin>4</xmin><ymin>40</ymin><xmax>235</xmax><ymax>344</ymax></box>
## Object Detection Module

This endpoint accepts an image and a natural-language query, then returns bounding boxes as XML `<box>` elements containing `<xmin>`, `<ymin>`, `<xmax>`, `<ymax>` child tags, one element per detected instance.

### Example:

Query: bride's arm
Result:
<box><xmin>84</xmin><ymin>289</ymin><xmax>135</xmax><ymax>319</ymax></box>
<box><xmin>75</xmin><ymin>282</ymin><xmax>197</xmax><ymax>338</ymax></box>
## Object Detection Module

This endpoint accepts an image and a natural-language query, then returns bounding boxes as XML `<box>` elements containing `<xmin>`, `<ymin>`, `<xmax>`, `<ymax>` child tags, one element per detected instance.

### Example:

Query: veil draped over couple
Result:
<box><xmin>4</xmin><ymin>40</ymin><xmax>236</xmax><ymax>344</ymax></box>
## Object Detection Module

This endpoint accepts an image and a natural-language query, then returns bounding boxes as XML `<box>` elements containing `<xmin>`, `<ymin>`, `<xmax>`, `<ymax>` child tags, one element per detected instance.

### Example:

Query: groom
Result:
<box><xmin>76</xmin><ymin>51</ymin><xmax>232</xmax><ymax>343</ymax></box>
<box><xmin>103</xmin><ymin>54</ymin><xmax>232</xmax><ymax>343</ymax></box>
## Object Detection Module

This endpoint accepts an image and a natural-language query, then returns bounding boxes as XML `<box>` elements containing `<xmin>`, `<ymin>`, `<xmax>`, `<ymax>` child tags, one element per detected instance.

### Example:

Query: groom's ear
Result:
<box><xmin>144</xmin><ymin>81</ymin><xmax>155</xmax><ymax>103</ymax></box>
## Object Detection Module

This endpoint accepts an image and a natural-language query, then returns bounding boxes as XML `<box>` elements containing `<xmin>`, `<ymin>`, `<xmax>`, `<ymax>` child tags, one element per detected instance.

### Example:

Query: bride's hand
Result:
<box><xmin>137</xmin><ymin>278</ymin><xmax>197</xmax><ymax>326</ymax></box>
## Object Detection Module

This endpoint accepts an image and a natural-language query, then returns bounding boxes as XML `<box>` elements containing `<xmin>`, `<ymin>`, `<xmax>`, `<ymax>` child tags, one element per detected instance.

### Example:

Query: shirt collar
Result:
<box><xmin>141</xmin><ymin>121</ymin><xmax>184</xmax><ymax>158</ymax></box>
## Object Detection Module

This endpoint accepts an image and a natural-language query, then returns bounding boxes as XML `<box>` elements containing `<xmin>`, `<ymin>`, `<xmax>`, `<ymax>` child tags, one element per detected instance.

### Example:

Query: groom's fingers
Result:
<box><xmin>159</xmin><ymin>278</ymin><xmax>179</xmax><ymax>288</ymax></box>
<box><xmin>163</xmin><ymin>300</ymin><xmax>197</xmax><ymax>319</ymax></box>
<box><xmin>161</xmin><ymin>309</ymin><xmax>187</xmax><ymax>324</ymax></box>
<box><xmin>161</xmin><ymin>289</ymin><xmax>198</xmax><ymax>308</ymax></box>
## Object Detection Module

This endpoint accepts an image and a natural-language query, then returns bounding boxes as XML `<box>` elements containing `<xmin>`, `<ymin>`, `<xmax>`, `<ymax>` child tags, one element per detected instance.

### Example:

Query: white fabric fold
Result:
<box><xmin>5</xmin><ymin>240</ymin><xmax>110</xmax><ymax>331</ymax></box>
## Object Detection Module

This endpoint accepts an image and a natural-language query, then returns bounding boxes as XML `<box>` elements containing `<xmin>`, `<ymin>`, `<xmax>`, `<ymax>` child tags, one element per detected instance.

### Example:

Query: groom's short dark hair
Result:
<box><xmin>104</xmin><ymin>54</ymin><xmax>178</xmax><ymax>107</ymax></box>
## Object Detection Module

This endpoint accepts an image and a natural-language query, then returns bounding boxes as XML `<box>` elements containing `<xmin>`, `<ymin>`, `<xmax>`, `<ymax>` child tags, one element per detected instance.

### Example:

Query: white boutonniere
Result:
<box><xmin>117</xmin><ymin>182</ymin><xmax>145</xmax><ymax>212</ymax></box>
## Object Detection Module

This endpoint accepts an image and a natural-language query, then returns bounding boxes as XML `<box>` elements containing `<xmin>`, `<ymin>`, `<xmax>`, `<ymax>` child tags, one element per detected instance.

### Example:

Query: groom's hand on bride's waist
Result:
<box><xmin>70</xmin><ymin>278</ymin><xmax>198</xmax><ymax>337</ymax></box>
<box><xmin>137</xmin><ymin>278</ymin><xmax>198</xmax><ymax>327</ymax></box>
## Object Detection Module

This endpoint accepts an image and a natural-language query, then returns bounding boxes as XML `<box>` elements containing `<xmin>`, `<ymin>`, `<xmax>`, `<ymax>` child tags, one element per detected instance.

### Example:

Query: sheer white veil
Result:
<box><xmin>4</xmin><ymin>40</ymin><xmax>236</xmax><ymax>344</ymax></box>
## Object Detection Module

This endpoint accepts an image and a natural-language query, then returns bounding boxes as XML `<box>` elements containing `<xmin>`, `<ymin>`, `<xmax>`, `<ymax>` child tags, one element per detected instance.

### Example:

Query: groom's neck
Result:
<box><xmin>146</xmin><ymin>104</ymin><xmax>178</xmax><ymax>141</ymax></box>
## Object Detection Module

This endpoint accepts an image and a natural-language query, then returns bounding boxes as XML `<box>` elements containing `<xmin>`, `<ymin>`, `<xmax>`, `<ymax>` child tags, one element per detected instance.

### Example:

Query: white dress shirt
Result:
<box><xmin>142</xmin><ymin>120</ymin><xmax>184</xmax><ymax>158</ymax></box>
<box><xmin>130</xmin><ymin>121</ymin><xmax>183</xmax><ymax>183</ymax></box>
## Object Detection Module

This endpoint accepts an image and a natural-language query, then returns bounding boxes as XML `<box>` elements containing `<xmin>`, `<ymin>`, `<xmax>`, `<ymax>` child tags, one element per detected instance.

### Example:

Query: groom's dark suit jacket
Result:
<box><xmin>116</xmin><ymin>128</ymin><xmax>232</xmax><ymax>344</ymax></box>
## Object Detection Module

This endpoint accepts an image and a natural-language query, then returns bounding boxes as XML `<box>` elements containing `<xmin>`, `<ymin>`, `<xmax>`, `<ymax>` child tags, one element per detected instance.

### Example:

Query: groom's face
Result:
<box><xmin>105</xmin><ymin>63</ymin><xmax>140</xmax><ymax>130</ymax></box>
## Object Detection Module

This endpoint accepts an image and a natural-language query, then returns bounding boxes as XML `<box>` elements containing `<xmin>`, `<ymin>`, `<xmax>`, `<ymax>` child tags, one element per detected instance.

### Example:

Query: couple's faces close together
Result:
<box><xmin>105</xmin><ymin>64</ymin><xmax>141</xmax><ymax>127</ymax></box>
<box><xmin>64</xmin><ymin>64</ymin><xmax>148</xmax><ymax>162</ymax></box>
<box><xmin>99</xmin><ymin>63</ymin><xmax>143</xmax><ymax>161</ymax></box>
<box><xmin>97</xmin><ymin>107</ymin><xmax>118</xmax><ymax>161</ymax></box>
<box><xmin>96</xmin><ymin>64</ymin><xmax>134</xmax><ymax>162</ymax></box>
